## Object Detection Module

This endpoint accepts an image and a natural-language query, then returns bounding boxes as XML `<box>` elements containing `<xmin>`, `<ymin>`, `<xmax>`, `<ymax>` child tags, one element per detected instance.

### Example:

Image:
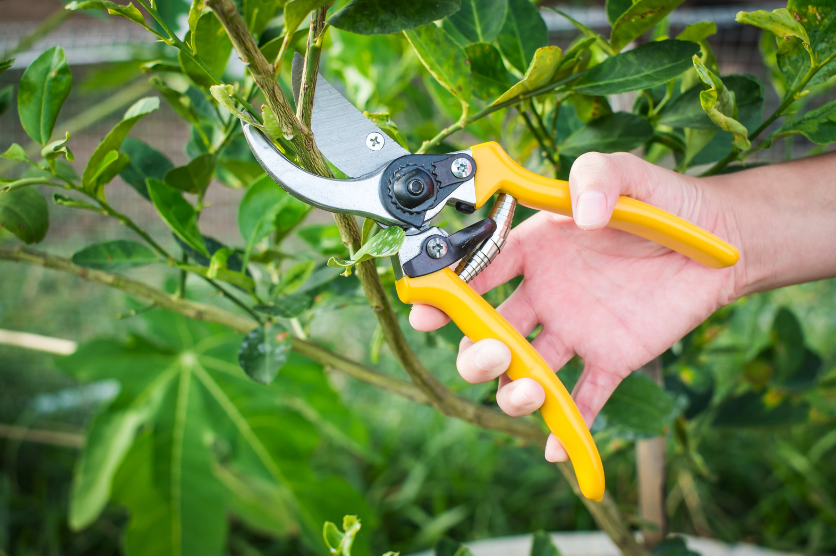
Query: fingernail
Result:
<box><xmin>511</xmin><ymin>383</ymin><xmax>535</xmax><ymax>407</ymax></box>
<box><xmin>575</xmin><ymin>189</ymin><xmax>607</xmax><ymax>228</ymax></box>
<box><xmin>474</xmin><ymin>343</ymin><xmax>504</xmax><ymax>371</ymax></box>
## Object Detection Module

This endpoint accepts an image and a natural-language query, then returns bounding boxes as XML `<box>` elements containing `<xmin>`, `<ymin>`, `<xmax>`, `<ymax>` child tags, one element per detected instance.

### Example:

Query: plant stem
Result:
<box><xmin>520</xmin><ymin>104</ymin><xmax>559</xmax><ymax>172</ymax></box>
<box><xmin>296</xmin><ymin>6</ymin><xmax>330</xmax><ymax>126</ymax></box>
<box><xmin>0</xmin><ymin>245</ymin><xmax>647</xmax><ymax>556</ymax></box>
<box><xmin>416</xmin><ymin>73</ymin><xmax>584</xmax><ymax>154</ymax></box>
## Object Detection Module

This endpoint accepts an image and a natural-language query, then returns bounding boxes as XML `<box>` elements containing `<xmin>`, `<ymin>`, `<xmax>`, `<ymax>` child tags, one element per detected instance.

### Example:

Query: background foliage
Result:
<box><xmin>1</xmin><ymin>0</ymin><xmax>835</xmax><ymax>555</ymax></box>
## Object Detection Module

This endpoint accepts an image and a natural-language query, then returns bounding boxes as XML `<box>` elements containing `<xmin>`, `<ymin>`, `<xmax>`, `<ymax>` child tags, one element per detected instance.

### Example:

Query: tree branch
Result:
<box><xmin>0</xmin><ymin>246</ymin><xmax>644</xmax><ymax>555</ymax></box>
<box><xmin>296</xmin><ymin>6</ymin><xmax>330</xmax><ymax>127</ymax></box>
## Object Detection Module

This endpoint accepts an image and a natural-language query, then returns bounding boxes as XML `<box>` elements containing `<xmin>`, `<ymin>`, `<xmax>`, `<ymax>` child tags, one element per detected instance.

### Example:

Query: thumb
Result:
<box><xmin>568</xmin><ymin>151</ymin><xmax>647</xmax><ymax>231</ymax></box>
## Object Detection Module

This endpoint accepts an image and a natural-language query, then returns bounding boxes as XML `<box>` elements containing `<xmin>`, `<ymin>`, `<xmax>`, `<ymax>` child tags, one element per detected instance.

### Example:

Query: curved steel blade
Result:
<box><xmin>291</xmin><ymin>53</ymin><xmax>410</xmax><ymax>178</ymax></box>
<box><xmin>242</xmin><ymin>122</ymin><xmax>405</xmax><ymax>226</ymax></box>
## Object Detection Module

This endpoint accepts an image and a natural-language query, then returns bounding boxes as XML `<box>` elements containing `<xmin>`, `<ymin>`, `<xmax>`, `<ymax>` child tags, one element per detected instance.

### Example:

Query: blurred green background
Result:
<box><xmin>1</xmin><ymin>0</ymin><xmax>835</xmax><ymax>555</ymax></box>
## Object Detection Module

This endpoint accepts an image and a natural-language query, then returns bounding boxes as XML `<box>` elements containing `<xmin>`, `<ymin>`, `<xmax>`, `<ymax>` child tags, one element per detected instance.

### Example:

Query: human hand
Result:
<box><xmin>410</xmin><ymin>152</ymin><xmax>741</xmax><ymax>461</ymax></box>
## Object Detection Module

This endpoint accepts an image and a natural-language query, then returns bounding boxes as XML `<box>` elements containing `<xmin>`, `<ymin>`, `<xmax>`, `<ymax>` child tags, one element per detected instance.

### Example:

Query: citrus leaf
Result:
<box><xmin>17</xmin><ymin>46</ymin><xmax>72</xmax><ymax>145</ymax></box>
<box><xmin>574</xmin><ymin>40</ymin><xmax>699</xmax><ymax>95</ymax></box>
<box><xmin>163</xmin><ymin>153</ymin><xmax>215</xmax><ymax>194</ymax></box>
<box><xmin>446</xmin><ymin>0</ymin><xmax>506</xmax><ymax>44</ymax></box>
<box><xmin>692</xmin><ymin>56</ymin><xmax>750</xmax><ymax>150</ymax></box>
<box><xmin>328</xmin><ymin>0</ymin><xmax>461</xmax><ymax>35</ymax></box>
<box><xmin>82</xmin><ymin>97</ymin><xmax>159</xmax><ymax>198</ymax></box>
<box><xmin>178</xmin><ymin>10</ymin><xmax>233</xmax><ymax>86</ymax></box>
<box><xmin>495</xmin><ymin>0</ymin><xmax>548</xmax><ymax>74</ymax></box>
<box><xmin>327</xmin><ymin>226</ymin><xmax>405</xmax><ymax>276</ymax></box>
<box><xmin>254</xmin><ymin>295</ymin><xmax>312</xmax><ymax>319</ymax></box>
<box><xmin>0</xmin><ymin>187</ymin><xmax>49</xmax><ymax>244</ymax></box>
<box><xmin>72</xmin><ymin>240</ymin><xmax>159</xmax><ymax>271</ymax></box>
<box><xmin>492</xmin><ymin>46</ymin><xmax>562</xmax><ymax>105</ymax></box>
<box><xmin>405</xmin><ymin>24</ymin><xmax>472</xmax><ymax>108</ymax></box>
<box><xmin>609</xmin><ymin>0</ymin><xmax>687</xmax><ymax>53</ymax></box>
<box><xmin>465</xmin><ymin>42</ymin><xmax>510</xmax><ymax>101</ymax></box>
<box><xmin>560</xmin><ymin>112</ymin><xmax>653</xmax><ymax>158</ymax></box>
<box><xmin>119</xmin><ymin>138</ymin><xmax>174</xmax><ymax>200</ymax></box>
<box><xmin>146</xmin><ymin>178</ymin><xmax>208</xmax><ymax>256</ymax></box>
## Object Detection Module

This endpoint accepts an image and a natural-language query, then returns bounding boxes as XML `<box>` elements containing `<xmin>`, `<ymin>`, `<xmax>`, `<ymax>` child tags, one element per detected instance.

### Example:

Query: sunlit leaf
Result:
<box><xmin>609</xmin><ymin>0</ymin><xmax>687</xmax><ymax>53</ymax></box>
<box><xmin>493</xmin><ymin>46</ymin><xmax>562</xmax><ymax>105</ymax></box>
<box><xmin>405</xmin><ymin>24</ymin><xmax>472</xmax><ymax>108</ymax></box>
<box><xmin>692</xmin><ymin>56</ymin><xmax>750</xmax><ymax>150</ymax></box>
<box><xmin>328</xmin><ymin>226</ymin><xmax>405</xmax><ymax>276</ymax></box>
<box><xmin>178</xmin><ymin>11</ymin><xmax>233</xmax><ymax>86</ymax></box>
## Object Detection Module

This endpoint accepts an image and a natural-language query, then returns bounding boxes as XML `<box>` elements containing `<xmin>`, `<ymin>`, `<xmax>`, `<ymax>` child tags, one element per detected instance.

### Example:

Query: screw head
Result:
<box><xmin>451</xmin><ymin>157</ymin><xmax>472</xmax><ymax>179</ymax></box>
<box><xmin>407</xmin><ymin>179</ymin><xmax>425</xmax><ymax>195</ymax></box>
<box><xmin>426</xmin><ymin>237</ymin><xmax>448</xmax><ymax>259</ymax></box>
<box><xmin>366</xmin><ymin>132</ymin><xmax>385</xmax><ymax>151</ymax></box>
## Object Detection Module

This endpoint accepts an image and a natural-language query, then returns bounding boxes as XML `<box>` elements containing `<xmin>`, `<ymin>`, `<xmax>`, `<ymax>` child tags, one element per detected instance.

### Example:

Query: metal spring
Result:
<box><xmin>455</xmin><ymin>193</ymin><xmax>516</xmax><ymax>283</ymax></box>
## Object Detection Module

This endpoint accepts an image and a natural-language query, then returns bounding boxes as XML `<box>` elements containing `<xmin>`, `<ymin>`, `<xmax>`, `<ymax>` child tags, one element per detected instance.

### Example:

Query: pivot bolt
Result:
<box><xmin>451</xmin><ymin>157</ymin><xmax>472</xmax><ymax>179</ymax></box>
<box><xmin>366</xmin><ymin>132</ymin><xmax>385</xmax><ymax>151</ymax></box>
<box><xmin>426</xmin><ymin>237</ymin><xmax>448</xmax><ymax>259</ymax></box>
<box><xmin>407</xmin><ymin>179</ymin><xmax>425</xmax><ymax>195</ymax></box>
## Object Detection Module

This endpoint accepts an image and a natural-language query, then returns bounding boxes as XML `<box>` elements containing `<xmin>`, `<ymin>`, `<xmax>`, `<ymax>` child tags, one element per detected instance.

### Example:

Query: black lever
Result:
<box><xmin>402</xmin><ymin>219</ymin><xmax>497</xmax><ymax>278</ymax></box>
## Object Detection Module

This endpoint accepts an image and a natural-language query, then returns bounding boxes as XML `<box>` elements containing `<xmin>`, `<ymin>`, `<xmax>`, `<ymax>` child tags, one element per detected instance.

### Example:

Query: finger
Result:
<box><xmin>496</xmin><ymin>377</ymin><xmax>545</xmax><ymax>417</ymax></box>
<box><xmin>409</xmin><ymin>304</ymin><xmax>450</xmax><ymax>332</ymax></box>
<box><xmin>456</xmin><ymin>338</ymin><xmax>511</xmax><ymax>383</ymax></box>
<box><xmin>468</xmin><ymin>228</ymin><xmax>525</xmax><ymax>295</ymax></box>
<box><xmin>545</xmin><ymin>433</ymin><xmax>569</xmax><ymax>463</ymax></box>
<box><xmin>571</xmin><ymin>364</ymin><xmax>626</xmax><ymax>426</ymax></box>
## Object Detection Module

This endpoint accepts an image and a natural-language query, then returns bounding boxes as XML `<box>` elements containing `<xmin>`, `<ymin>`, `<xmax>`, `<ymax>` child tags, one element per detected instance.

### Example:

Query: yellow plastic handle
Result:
<box><xmin>396</xmin><ymin>268</ymin><xmax>606</xmax><ymax>502</ymax></box>
<box><xmin>471</xmin><ymin>142</ymin><xmax>739</xmax><ymax>269</ymax></box>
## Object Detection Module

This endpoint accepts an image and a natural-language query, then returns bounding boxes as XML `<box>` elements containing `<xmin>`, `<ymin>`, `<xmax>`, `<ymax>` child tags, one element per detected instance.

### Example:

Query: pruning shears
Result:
<box><xmin>242</xmin><ymin>56</ymin><xmax>739</xmax><ymax>502</ymax></box>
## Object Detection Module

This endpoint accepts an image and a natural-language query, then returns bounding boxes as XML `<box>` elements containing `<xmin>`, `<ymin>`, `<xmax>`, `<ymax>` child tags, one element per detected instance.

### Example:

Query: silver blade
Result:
<box><xmin>242</xmin><ymin>122</ymin><xmax>405</xmax><ymax>227</ymax></box>
<box><xmin>291</xmin><ymin>54</ymin><xmax>410</xmax><ymax>178</ymax></box>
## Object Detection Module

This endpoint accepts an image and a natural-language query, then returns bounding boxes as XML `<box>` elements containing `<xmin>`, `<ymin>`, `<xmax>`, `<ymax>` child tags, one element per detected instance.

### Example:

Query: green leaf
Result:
<box><xmin>493</xmin><ymin>46</ymin><xmax>563</xmax><ymax>105</ymax></box>
<box><xmin>0</xmin><ymin>188</ymin><xmax>49</xmax><ymax>244</ymax></box>
<box><xmin>65</xmin><ymin>1</ymin><xmax>153</xmax><ymax>31</ymax></box>
<box><xmin>1</xmin><ymin>143</ymin><xmax>35</xmax><ymax>166</ymax></box>
<box><xmin>163</xmin><ymin>153</ymin><xmax>215</xmax><ymax>194</ymax></box>
<box><xmin>82</xmin><ymin>97</ymin><xmax>159</xmax><ymax>198</ymax></box>
<box><xmin>71</xmin><ymin>240</ymin><xmax>158</xmax><ymax>271</ymax></box>
<box><xmin>120</xmin><ymin>137</ymin><xmax>174</xmax><ymax>200</ymax></box>
<box><xmin>363</xmin><ymin>112</ymin><xmax>410</xmax><ymax>149</ymax></box>
<box><xmin>601</xmin><ymin>372</ymin><xmax>680</xmax><ymax>438</ymax></box>
<box><xmin>279</xmin><ymin>259</ymin><xmax>316</xmax><ymax>295</ymax></box>
<box><xmin>328</xmin><ymin>0</ymin><xmax>461</xmax><ymax>35</ymax></box>
<box><xmin>768</xmin><ymin>98</ymin><xmax>836</xmax><ymax>146</ymax></box>
<box><xmin>570</xmin><ymin>94</ymin><xmax>612</xmax><ymax>123</ymax></box>
<box><xmin>736</xmin><ymin>8</ymin><xmax>811</xmax><ymax>54</ymax></box>
<box><xmin>692</xmin><ymin>56</ymin><xmax>750</xmax><ymax>150</ymax></box>
<box><xmin>284</xmin><ymin>0</ymin><xmax>333</xmax><ymax>41</ymax></box>
<box><xmin>328</xmin><ymin>226</ymin><xmax>405</xmax><ymax>276</ymax></box>
<box><xmin>548</xmin><ymin>9</ymin><xmax>612</xmax><ymax>55</ymax></box>
<box><xmin>559</xmin><ymin>112</ymin><xmax>653</xmax><ymax>158</ymax></box>
<box><xmin>238</xmin><ymin>175</ymin><xmax>289</xmax><ymax>262</ymax></box>
<box><xmin>576</xmin><ymin>40</ymin><xmax>699</xmax><ymax>96</ymax></box>
<box><xmin>771</xmin><ymin>308</ymin><xmax>806</xmax><ymax>381</ymax></box>
<box><xmin>244</xmin><ymin>0</ymin><xmax>281</xmax><ymax>38</ymax></box>
<box><xmin>0</xmin><ymin>85</ymin><xmax>13</xmax><ymax>117</ymax></box>
<box><xmin>446</xmin><ymin>0</ymin><xmax>506</xmax><ymax>44</ymax></box>
<box><xmin>239</xmin><ymin>322</ymin><xmax>292</xmax><ymax>384</ymax></box>
<box><xmin>466</xmin><ymin>42</ymin><xmax>511</xmax><ymax>100</ymax></box>
<box><xmin>495</xmin><ymin>0</ymin><xmax>548</xmax><ymax>74</ymax></box>
<box><xmin>178</xmin><ymin>11</ymin><xmax>233</xmax><ymax>87</ymax></box>
<box><xmin>0</xmin><ymin>58</ymin><xmax>13</xmax><ymax>75</ymax></box>
<box><xmin>785</xmin><ymin>0</ymin><xmax>836</xmax><ymax>86</ymax></box>
<box><xmin>41</xmin><ymin>132</ymin><xmax>75</xmax><ymax>171</ymax></box>
<box><xmin>298</xmin><ymin>224</ymin><xmax>346</xmax><ymax>256</ymax></box>
<box><xmin>605</xmin><ymin>0</ymin><xmax>632</xmax><ymax>25</ymax></box>
<box><xmin>713</xmin><ymin>391</ymin><xmax>810</xmax><ymax>428</ymax></box>
<box><xmin>435</xmin><ymin>537</ymin><xmax>475</xmax><ymax>556</ymax></box>
<box><xmin>147</xmin><ymin>178</ymin><xmax>208</xmax><ymax>256</ymax></box>
<box><xmin>405</xmin><ymin>24</ymin><xmax>472</xmax><ymax>108</ymax></box>
<box><xmin>17</xmin><ymin>46</ymin><xmax>72</xmax><ymax>145</ymax></box>
<box><xmin>658</xmin><ymin>74</ymin><xmax>763</xmax><ymax>129</ymax></box>
<box><xmin>254</xmin><ymin>295</ymin><xmax>312</xmax><ymax>319</ymax></box>
<box><xmin>151</xmin><ymin>77</ymin><xmax>208</xmax><ymax>130</ymax></box>
<box><xmin>676</xmin><ymin>20</ymin><xmax>717</xmax><ymax>43</ymax></box>
<box><xmin>609</xmin><ymin>0</ymin><xmax>687</xmax><ymax>53</ymax></box>
<box><xmin>530</xmin><ymin>530</ymin><xmax>560</xmax><ymax>556</ymax></box>
<box><xmin>322</xmin><ymin>515</ymin><xmax>362</xmax><ymax>556</ymax></box>
<box><xmin>61</xmin><ymin>313</ymin><xmax>370</xmax><ymax>556</ymax></box>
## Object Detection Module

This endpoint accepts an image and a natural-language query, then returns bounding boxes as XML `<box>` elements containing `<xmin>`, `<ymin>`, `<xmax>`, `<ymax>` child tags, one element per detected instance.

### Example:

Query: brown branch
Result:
<box><xmin>0</xmin><ymin>423</ymin><xmax>85</xmax><ymax>449</ymax></box>
<box><xmin>0</xmin><ymin>246</ymin><xmax>644</xmax><ymax>554</ymax></box>
<box><xmin>296</xmin><ymin>6</ymin><xmax>330</xmax><ymax>126</ymax></box>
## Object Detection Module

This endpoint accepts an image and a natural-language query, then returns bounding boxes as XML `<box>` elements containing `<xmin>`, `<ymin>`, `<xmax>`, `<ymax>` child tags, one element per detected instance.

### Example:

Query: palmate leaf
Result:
<box><xmin>59</xmin><ymin>311</ymin><xmax>373</xmax><ymax>556</ymax></box>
